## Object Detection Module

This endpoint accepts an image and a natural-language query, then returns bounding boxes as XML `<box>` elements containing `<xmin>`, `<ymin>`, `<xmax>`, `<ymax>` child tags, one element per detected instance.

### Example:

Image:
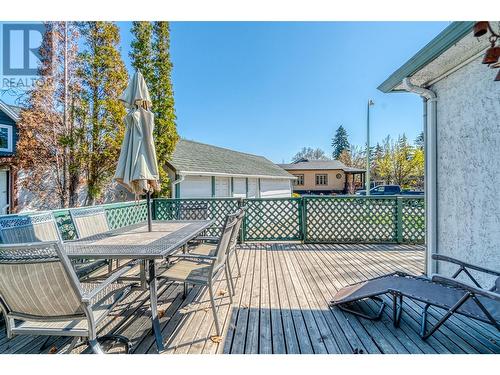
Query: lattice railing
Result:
<box><xmin>4</xmin><ymin>196</ymin><xmax>424</xmax><ymax>244</ymax></box>
<box><xmin>243</xmin><ymin>198</ymin><xmax>302</xmax><ymax>241</ymax></box>
<box><xmin>401</xmin><ymin>197</ymin><xmax>425</xmax><ymax>243</ymax></box>
<box><xmin>154</xmin><ymin>198</ymin><xmax>241</xmax><ymax>237</ymax></box>
<box><xmin>52</xmin><ymin>200</ymin><xmax>147</xmax><ymax>240</ymax></box>
<box><xmin>304</xmin><ymin>196</ymin><xmax>398</xmax><ymax>243</ymax></box>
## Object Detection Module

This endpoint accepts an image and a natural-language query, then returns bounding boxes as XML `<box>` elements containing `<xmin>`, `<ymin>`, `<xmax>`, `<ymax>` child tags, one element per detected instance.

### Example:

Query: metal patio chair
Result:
<box><xmin>0</xmin><ymin>241</ymin><xmax>135</xmax><ymax>354</ymax></box>
<box><xmin>189</xmin><ymin>208</ymin><xmax>245</xmax><ymax>279</ymax></box>
<box><xmin>0</xmin><ymin>212</ymin><xmax>107</xmax><ymax>279</ymax></box>
<box><xmin>159</xmin><ymin>213</ymin><xmax>238</xmax><ymax>337</ymax></box>
<box><xmin>330</xmin><ymin>255</ymin><xmax>500</xmax><ymax>339</ymax></box>
<box><xmin>70</xmin><ymin>206</ymin><xmax>121</xmax><ymax>274</ymax></box>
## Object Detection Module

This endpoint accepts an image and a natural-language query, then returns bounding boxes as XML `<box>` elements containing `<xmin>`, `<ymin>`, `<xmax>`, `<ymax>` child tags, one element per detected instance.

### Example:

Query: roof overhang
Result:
<box><xmin>0</xmin><ymin>100</ymin><xmax>20</xmax><ymax>122</ymax></box>
<box><xmin>176</xmin><ymin>170</ymin><xmax>296</xmax><ymax>180</ymax></box>
<box><xmin>378</xmin><ymin>22</ymin><xmax>490</xmax><ymax>93</ymax></box>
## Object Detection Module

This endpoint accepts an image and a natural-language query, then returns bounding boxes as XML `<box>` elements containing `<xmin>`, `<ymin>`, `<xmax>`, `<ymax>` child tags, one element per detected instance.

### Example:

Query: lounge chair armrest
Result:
<box><xmin>82</xmin><ymin>261</ymin><xmax>136</xmax><ymax>303</ymax></box>
<box><xmin>431</xmin><ymin>275</ymin><xmax>500</xmax><ymax>302</ymax></box>
<box><xmin>432</xmin><ymin>254</ymin><xmax>500</xmax><ymax>277</ymax></box>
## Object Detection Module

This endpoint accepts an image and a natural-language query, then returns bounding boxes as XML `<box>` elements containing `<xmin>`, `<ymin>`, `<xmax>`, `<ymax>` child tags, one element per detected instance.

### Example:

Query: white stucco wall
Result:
<box><xmin>431</xmin><ymin>56</ymin><xmax>500</xmax><ymax>287</ymax></box>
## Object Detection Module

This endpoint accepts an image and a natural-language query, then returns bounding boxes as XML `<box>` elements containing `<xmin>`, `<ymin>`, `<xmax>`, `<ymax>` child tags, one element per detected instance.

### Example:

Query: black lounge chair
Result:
<box><xmin>330</xmin><ymin>255</ymin><xmax>500</xmax><ymax>339</ymax></box>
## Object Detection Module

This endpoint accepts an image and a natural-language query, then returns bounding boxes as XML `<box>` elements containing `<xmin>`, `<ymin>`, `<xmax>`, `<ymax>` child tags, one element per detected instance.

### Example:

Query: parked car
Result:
<box><xmin>356</xmin><ymin>185</ymin><xmax>424</xmax><ymax>196</ymax></box>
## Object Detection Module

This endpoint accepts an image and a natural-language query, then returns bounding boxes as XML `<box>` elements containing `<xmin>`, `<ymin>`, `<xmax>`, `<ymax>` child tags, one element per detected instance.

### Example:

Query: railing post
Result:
<box><xmin>301</xmin><ymin>197</ymin><xmax>307</xmax><ymax>243</ymax></box>
<box><xmin>238</xmin><ymin>198</ymin><xmax>245</xmax><ymax>242</ymax></box>
<box><xmin>396</xmin><ymin>196</ymin><xmax>403</xmax><ymax>243</ymax></box>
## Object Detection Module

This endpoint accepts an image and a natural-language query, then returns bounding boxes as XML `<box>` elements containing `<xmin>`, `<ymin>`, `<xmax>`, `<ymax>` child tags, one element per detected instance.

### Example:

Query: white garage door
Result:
<box><xmin>232</xmin><ymin>178</ymin><xmax>246</xmax><ymax>198</ymax></box>
<box><xmin>260</xmin><ymin>179</ymin><xmax>291</xmax><ymax>198</ymax></box>
<box><xmin>180</xmin><ymin>176</ymin><xmax>211</xmax><ymax>198</ymax></box>
<box><xmin>247</xmin><ymin>178</ymin><xmax>258</xmax><ymax>198</ymax></box>
<box><xmin>215</xmin><ymin>177</ymin><xmax>230</xmax><ymax>197</ymax></box>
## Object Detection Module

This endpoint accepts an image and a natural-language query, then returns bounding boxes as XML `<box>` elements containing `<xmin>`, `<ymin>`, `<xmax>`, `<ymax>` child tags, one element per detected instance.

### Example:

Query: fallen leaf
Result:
<box><xmin>157</xmin><ymin>309</ymin><xmax>165</xmax><ymax>319</ymax></box>
<box><xmin>210</xmin><ymin>335</ymin><xmax>223</xmax><ymax>343</ymax></box>
<box><xmin>217</xmin><ymin>290</ymin><xmax>227</xmax><ymax>296</ymax></box>
<box><xmin>203</xmin><ymin>307</ymin><xmax>210</xmax><ymax>312</ymax></box>
<box><xmin>49</xmin><ymin>346</ymin><xmax>58</xmax><ymax>354</ymax></box>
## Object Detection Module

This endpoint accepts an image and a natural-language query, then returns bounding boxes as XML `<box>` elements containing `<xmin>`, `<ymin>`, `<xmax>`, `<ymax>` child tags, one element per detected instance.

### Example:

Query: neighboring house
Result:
<box><xmin>378</xmin><ymin>21</ymin><xmax>500</xmax><ymax>285</ymax></box>
<box><xmin>166</xmin><ymin>139</ymin><xmax>295</xmax><ymax>199</ymax></box>
<box><xmin>0</xmin><ymin>100</ymin><xmax>20</xmax><ymax>214</ymax></box>
<box><xmin>278</xmin><ymin>158</ymin><xmax>365</xmax><ymax>195</ymax></box>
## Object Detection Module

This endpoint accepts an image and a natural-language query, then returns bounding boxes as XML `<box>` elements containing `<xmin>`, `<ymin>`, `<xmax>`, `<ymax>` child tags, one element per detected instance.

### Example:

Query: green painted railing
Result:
<box><xmin>154</xmin><ymin>196</ymin><xmax>425</xmax><ymax>244</ymax></box>
<box><xmin>5</xmin><ymin>196</ymin><xmax>424</xmax><ymax>244</ymax></box>
<box><xmin>52</xmin><ymin>200</ymin><xmax>147</xmax><ymax>240</ymax></box>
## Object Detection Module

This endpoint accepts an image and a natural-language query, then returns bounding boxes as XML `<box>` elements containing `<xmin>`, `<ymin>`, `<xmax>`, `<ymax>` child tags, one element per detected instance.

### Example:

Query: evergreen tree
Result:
<box><xmin>130</xmin><ymin>21</ymin><xmax>179</xmax><ymax>196</ymax></box>
<box><xmin>415</xmin><ymin>131</ymin><xmax>424</xmax><ymax>150</ymax></box>
<box><xmin>152</xmin><ymin>22</ymin><xmax>179</xmax><ymax>196</ymax></box>
<box><xmin>331</xmin><ymin>125</ymin><xmax>350</xmax><ymax>159</ymax></box>
<box><xmin>78</xmin><ymin>22</ymin><xmax>128</xmax><ymax>205</ymax></box>
<box><xmin>130</xmin><ymin>22</ymin><xmax>154</xmax><ymax>89</ymax></box>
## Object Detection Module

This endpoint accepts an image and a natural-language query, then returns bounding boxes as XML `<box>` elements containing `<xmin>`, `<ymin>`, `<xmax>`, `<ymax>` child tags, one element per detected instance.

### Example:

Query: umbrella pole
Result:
<box><xmin>146</xmin><ymin>190</ymin><xmax>153</xmax><ymax>232</ymax></box>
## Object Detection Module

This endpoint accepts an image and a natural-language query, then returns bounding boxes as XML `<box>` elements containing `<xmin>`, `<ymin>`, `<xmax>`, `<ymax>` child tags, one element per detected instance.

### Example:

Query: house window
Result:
<box><xmin>294</xmin><ymin>174</ymin><xmax>304</xmax><ymax>186</ymax></box>
<box><xmin>315</xmin><ymin>174</ymin><xmax>328</xmax><ymax>186</ymax></box>
<box><xmin>0</xmin><ymin>125</ymin><xmax>13</xmax><ymax>153</ymax></box>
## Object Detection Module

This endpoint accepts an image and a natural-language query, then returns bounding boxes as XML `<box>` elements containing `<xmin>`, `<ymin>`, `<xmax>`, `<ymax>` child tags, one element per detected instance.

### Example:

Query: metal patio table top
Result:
<box><xmin>64</xmin><ymin>220</ymin><xmax>214</xmax><ymax>260</ymax></box>
<box><xmin>63</xmin><ymin>219</ymin><xmax>213</xmax><ymax>353</ymax></box>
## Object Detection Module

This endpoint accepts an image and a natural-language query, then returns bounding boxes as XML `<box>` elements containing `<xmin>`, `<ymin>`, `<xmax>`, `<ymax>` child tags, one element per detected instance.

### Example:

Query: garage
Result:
<box><xmin>167</xmin><ymin>140</ymin><xmax>296</xmax><ymax>199</ymax></box>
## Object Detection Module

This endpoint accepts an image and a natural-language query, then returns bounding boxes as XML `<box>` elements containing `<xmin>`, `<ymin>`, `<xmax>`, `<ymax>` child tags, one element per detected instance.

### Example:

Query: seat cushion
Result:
<box><xmin>159</xmin><ymin>260</ymin><xmax>212</xmax><ymax>284</ymax></box>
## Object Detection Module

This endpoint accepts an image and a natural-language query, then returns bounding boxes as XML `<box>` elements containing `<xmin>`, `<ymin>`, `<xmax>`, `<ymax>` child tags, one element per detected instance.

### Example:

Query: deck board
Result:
<box><xmin>1</xmin><ymin>243</ymin><xmax>498</xmax><ymax>355</ymax></box>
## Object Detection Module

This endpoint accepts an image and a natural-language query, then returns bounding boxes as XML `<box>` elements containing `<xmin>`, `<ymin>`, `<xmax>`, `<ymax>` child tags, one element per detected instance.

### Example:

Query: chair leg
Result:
<box><xmin>226</xmin><ymin>260</ymin><xmax>236</xmax><ymax>296</ymax></box>
<box><xmin>108</xmin><ymin>260</ymin><xmax>113</xmax><ymax>273</ymax></box>
<box><xmin>225</xmin><ymin>267</ymin><xmax>234</xmax><ymax>304</ymax></box>
<box><xmin>234</xmin><ymin>250</ymin><xmax>241</xmax><ymax>277</ymax></box>
<box><xmin>183</xmin><ymin>282</ymin><xmax>188</xmax><ymax>298</ymax></box>
<box><xmin>89</xmin><ymin>339</ymin><xmax>104</xmax><ymax>354</ymax></box>
<box><xmin>420</xmin><ymin>293</ymin><xmax>470</xmax><ymax>340</ymax></box>
<box><xmin>65</xmin><ymin>337</ymin><xmax>80</xmax><ymax>354</ymax></box>
<box><xmin>208</xmin><ymin>282</ymin><xmax>221</xmax><ymax>336</ymax></box>
<box><xmin>392</xmin><ymin>293</ymin><xmax>403</xmax><ymax>328</ymax></box>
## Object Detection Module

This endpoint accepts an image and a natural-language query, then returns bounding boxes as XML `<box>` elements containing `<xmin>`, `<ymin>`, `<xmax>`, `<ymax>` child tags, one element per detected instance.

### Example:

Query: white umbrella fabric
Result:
<box><xmin>114</xmin><ymin>70</ymin><xmax>160</xmax><ymax>230</ymax></box>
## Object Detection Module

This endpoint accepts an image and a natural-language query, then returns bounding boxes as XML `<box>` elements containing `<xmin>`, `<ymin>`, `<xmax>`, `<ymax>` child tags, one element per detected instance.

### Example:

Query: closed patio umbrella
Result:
<box><xmin>115</xmin><ymin>70</ymin><xmax>160</xmax><ymax>231</ymax></box>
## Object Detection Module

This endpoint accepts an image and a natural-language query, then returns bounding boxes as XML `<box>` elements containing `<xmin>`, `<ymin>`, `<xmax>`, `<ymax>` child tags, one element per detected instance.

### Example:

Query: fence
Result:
<box><xmin>2</xmin><ymin>196</ymin><xmax>424</xmax><ymax>244</ymax></box>
<box><xmin>154</xmin><ymin>196</ymin><xmax>425</xmax><ymax>244</ymax></box>
<box><xmin>52</xmin><ymin>200</ymin><xmax>147</xmax><ymax>240</ymax></box>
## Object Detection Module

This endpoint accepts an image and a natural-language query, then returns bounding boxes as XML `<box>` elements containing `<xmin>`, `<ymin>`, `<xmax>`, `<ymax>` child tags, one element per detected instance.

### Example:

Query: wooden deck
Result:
<box><xmin>1</xmin><ymin>243</ymin><xmax>499</xmax><ymax>354</ymax></box>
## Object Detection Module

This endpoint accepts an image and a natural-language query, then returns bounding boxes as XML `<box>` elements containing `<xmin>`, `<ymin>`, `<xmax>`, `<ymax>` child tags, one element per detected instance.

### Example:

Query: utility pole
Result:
<box><xmin>365</xmin><ymin>99</ymin><xmax>375</xmax><ymax>195</ymax></box>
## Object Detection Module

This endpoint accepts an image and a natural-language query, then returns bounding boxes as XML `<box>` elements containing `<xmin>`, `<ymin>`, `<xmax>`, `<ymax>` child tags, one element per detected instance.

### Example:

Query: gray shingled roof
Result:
<box><xmin>0</xmin><ymin>100</ymin><xmax>21</xmax><ymax>121</ymax></box>
<box><xmin>168</xmin><ymin>139</ymin><xmax>295</xmax><ymax>179</ymax></box>
<box><xmin>278</xmin><ymin>159</ymin><xmax>365</xmax><ymax>173</ymax></box>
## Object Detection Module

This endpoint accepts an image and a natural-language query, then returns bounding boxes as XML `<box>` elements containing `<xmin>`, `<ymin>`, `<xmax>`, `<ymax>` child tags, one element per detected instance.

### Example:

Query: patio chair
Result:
<box><xmin>70</xmin><ymin>207</ymin><xmax>120</xmax><ymax>273</ymax></box>
<box><xmin>330</xmin><ymin>255</ymin><xmax>500</xmax><ymax>339</ymax></box>
<box><xmin>0</xmin><ymin>241</ymin><xmax>136</xmax><ymax>353</ymax></box>
<box><xmin>159</xmin><ymin>213</ymin><xmax>238</xmax><ymax>337</ymax></box>
<box><xmin>189</xmin><ymin>208</ymin><xmax>245</xmax><ymax>279</ymax></box>
<box><xmin>0</xmin><ymin>212</ymin><xmax>107</xmax><ymax>279</ymax></box>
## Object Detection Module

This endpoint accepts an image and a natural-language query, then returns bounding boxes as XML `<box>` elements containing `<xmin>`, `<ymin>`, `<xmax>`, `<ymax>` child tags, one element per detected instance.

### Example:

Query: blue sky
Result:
<box><xmin>2</xmin><ymin>22</ymin><xmax>450</xmax><ymax>162</ymax></box>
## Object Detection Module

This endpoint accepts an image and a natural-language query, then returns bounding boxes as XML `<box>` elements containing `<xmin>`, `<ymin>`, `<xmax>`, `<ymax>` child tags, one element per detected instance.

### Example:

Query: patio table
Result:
<box><xmin>63</xmin><ymin>219</ymin><xmax>214</xmax><ymax>352</ymax></box>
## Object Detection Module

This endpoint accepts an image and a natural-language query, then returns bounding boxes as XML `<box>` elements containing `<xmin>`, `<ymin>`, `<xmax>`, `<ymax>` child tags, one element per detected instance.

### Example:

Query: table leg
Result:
<box><xmin>140</xmin><ymin>260</ymin><xmax>147</xmax><ymax>290</ymax></box>
<box><xmin>148</xmin><ymin>259</ymin><xmax>164</xmax><ymax>352</ymax></box>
